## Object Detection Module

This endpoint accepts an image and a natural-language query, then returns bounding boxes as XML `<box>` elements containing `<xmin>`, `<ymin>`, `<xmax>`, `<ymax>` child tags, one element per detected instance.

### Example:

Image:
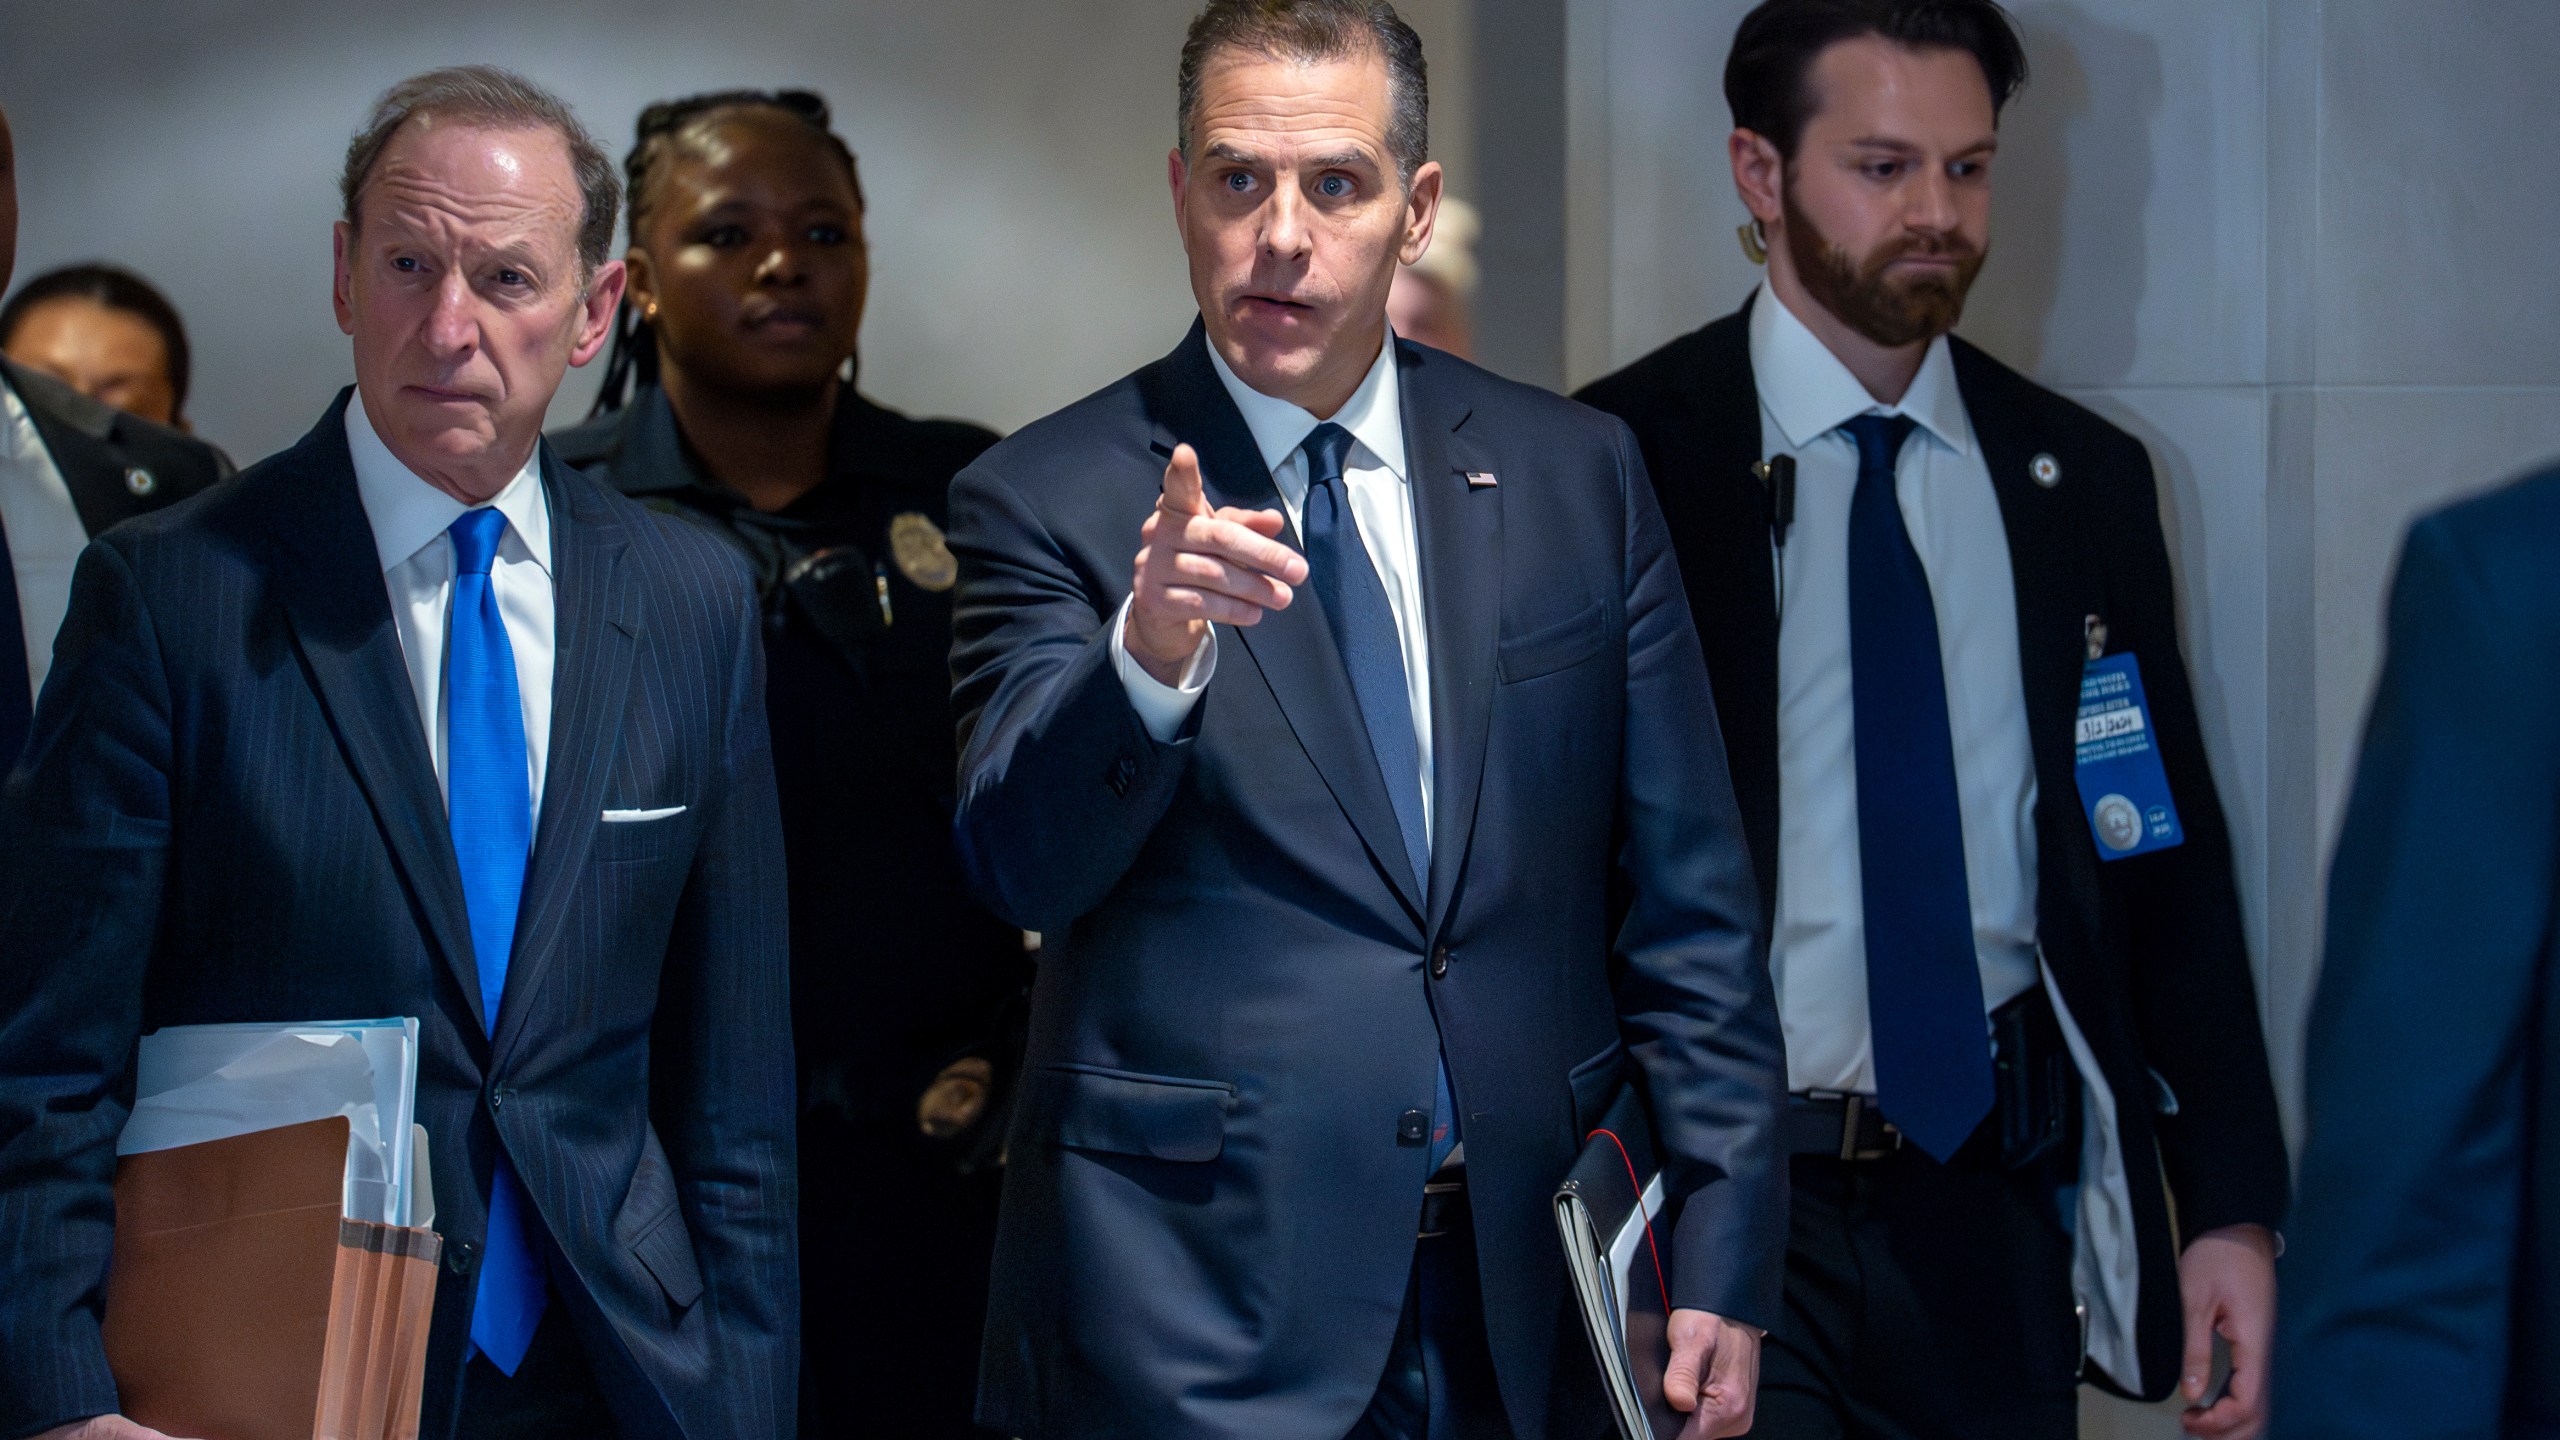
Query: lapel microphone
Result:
<box><xmin>1753</xmin><ymin>455</ymin><xmax>1798</xmax><ymax>550</ymax></box>
<box><xmin>1753</xmin><ymin>455</ymin><xmax>1799</xmax><ymax>622</ymax></box>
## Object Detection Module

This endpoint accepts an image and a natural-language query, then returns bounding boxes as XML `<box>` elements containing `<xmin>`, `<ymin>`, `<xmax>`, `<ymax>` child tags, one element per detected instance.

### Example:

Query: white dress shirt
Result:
<box><xmin>346</xmin><ymin>394</ymin><xmax>554</xmax><ymax>822</ymax></box>
<box><xmin>1754</xmin><ymin>285</ymin><xmax>2043</xmax><ymax>1096</ymax></box>
<box><xmin>0</xmin><ymin>373</ymin><xmax>98</xmax><ymax>701</ymax></box>
<box><xmin>1111</xmin><ymin>330</ymin><xmax>1434</xmax><ymax>841</ymax></box>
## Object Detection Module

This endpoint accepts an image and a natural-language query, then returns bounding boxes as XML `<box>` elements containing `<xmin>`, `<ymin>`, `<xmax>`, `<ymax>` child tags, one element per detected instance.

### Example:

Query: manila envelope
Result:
<box><xmin>104</xmin><ymin>1115</ymin><xmax>442</xmax><ymax>1440</ymax></box>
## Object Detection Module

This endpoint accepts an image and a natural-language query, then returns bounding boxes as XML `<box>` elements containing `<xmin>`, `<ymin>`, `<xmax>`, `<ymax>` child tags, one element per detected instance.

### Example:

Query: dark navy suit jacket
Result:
<box><xmin>949</xmin><ymin>325</ymin><xmax>1786</xmax><ymax>1440</ymax></box>
<box><xmin>0</xmin><ymin>394</ymin><xmax>797</xmax><ymax>1440</ymax></box>
<box><xmin>2275</xmin><ymin>469</ymin><xmax>2560</xmax><ymax>1440</ymax></box>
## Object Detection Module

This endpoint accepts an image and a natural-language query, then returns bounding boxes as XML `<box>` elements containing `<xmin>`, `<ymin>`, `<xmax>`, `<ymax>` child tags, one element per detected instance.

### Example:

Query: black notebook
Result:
<box><xmin>1552</xmin><ymin>1081</ymin><xmax>1683</xmax><ymax>1440</ymax></box>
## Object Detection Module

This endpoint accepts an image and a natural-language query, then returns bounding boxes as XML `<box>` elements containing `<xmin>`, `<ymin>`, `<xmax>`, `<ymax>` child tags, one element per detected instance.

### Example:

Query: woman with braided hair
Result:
<box><xmin>549</xmin><ymin>88</ymin><xmax>1027</xmax><ymax>1439</ymax></box>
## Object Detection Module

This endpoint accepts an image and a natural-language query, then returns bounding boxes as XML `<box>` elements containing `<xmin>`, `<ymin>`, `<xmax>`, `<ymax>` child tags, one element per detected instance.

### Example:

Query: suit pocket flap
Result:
<box><xmin>1498</xmin><ymin>598</ymin><xmax>1611</xmax><ymax>682</ymax></box>
<box><xmin>1031</xmin><ymin>1064</ymin><xmax>1233</xmax><ymax>1162</ymax></box>
<box><xmin>630</xmin><ymin>1203</ymin><xmax>704</xmax><ymax>1311</ymax></box>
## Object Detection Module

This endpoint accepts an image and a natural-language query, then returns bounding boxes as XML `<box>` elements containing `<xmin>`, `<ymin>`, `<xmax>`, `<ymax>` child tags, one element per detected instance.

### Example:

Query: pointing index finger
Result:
<box><xmin>1161</xmin><ymin>443</ymin><xmax>1209</xmax><ymax>517</ymax></box>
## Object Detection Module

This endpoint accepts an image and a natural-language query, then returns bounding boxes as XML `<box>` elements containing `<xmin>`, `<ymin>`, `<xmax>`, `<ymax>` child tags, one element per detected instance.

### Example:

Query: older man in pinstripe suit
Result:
<box><xmin>0</xmin><ymin>67</ymin><xmax>795</xmax><ymax>1440</ymax></box>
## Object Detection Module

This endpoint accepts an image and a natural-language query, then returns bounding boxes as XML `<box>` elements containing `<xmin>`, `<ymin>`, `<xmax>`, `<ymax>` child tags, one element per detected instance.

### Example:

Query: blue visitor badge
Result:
<box><xmin>2073</xmin><ymin>652</ymin><xmax>2183</xmax><ymax>860</ymax></box>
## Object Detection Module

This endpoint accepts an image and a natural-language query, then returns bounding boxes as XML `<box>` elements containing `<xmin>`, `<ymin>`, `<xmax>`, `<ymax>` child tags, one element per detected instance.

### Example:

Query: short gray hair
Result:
<box><xmin>340</xmin><ymin>65</ymin><xmax>621</xmax><ymax>274</ymax></box>
<box><xmin>1178</xmin><ymin>0</ymin><xmax>1429</xmax><ymax>184</ymax></box>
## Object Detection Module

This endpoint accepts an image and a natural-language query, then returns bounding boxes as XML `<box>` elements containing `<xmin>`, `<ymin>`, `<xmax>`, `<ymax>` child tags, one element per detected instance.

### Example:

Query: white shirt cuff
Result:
<box><xmin>1111</xmin><ymin>597</ymin><xmax>1216</xmax><ymax>743</ymax></box>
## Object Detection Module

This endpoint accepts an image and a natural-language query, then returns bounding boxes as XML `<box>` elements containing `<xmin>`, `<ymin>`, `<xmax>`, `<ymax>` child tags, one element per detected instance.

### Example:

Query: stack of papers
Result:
<box><xmin>119</xmin><ymin>1018</ymin><xmax>431</xmax><ymax>1226</ymax></box>
<box><xmin>104</xmin><ymin>1019</ymin><xmax>444</xmax><ymax>1440</ymax></box>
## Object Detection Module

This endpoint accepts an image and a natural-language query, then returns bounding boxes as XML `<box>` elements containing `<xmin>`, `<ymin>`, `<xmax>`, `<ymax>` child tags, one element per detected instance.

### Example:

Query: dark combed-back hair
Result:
<box><xmin>1725</xmin><ymin>0</ymin><xmax>2028</xmax><ymax>157</ymax></box>
<box><xmin>1178</xmin><ymin>0</ymin><xmax>1428</xmax><ymax>183</ymax></box>
<box><xmin>0</xmin><ymin>262</ymin><xmax>195</xmax><ymax>418</ymax></box>
<box><xmin>589</xmin><ymin>89</ymin><xmax>863</xmax><ymax>418</ymax></box>
<box><xmin>340</xmin><ymin>65</ymin><xmax>622</xmax><ymax>274</ymax></box>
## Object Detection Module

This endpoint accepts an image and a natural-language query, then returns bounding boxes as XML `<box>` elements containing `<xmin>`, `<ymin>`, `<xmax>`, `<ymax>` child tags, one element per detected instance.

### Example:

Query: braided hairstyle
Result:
<box><xmin>589</xmin><ymin>88</ymin><xmax>864</xmax><ymax>417</ymax></box>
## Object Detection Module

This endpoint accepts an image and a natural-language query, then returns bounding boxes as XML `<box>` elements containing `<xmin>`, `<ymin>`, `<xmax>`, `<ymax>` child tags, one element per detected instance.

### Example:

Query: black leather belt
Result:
<box><xmin>1785</xmin><ymin>1092</ymin><xmax>1904</xmax><ymax>1161</ymax></box>
<box><xmin>1784</xmin><ymin>989</ymin><xmax>2079</xmax><ymax>1169</ymax></box>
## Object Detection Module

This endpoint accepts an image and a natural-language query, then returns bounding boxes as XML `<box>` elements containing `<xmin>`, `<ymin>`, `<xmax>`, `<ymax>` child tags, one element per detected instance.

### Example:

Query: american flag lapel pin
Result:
<box><xmin>1464</xmin><ymin>470</ymin><xmax>1498</xmax><ymax>488</ymax></box>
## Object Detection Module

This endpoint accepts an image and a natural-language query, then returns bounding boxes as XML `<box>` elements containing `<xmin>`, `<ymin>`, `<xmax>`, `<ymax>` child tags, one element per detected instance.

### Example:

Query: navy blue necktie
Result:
<box><xmin>445</xmin><ymin>507</ymin><xmax>547</xmax><ymax>1372</ymax></box>
<box><xmin>1843</xmin><ymin>414</ymin><xmax>1993</xmax><ymax>1162</ymax></box>
<box><xmin>0</xmin><ymin>510</ymin><xmax>31</xmax><ymax>766</ymax></box>
<box><xmin>1300</xmin><ymin>423</ymin><xmax>1456</xmax><ymax>1170</ymax></box>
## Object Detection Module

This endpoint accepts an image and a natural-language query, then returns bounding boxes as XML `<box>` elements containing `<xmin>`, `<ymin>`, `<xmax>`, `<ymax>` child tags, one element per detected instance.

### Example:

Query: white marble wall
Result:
<box><xmin>1564</xmin><ymin>1</ymin><xmax>2560</xmax><ymax>1435</ymax></box>
<box><xmin>0</xmin><ymin>0</ymin><xmax>1476</xmax><ymax>462</ymax></box>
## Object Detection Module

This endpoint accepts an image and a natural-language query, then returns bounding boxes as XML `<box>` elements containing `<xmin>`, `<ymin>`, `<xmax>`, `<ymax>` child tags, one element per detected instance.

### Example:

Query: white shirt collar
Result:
<box><xmin>346</xmin><ymin>390</ymin><xmax>552</xmax><ymax>577</ymax></box>
<box><xmin>1748</xmin><ymin>282</ymin><xmax>1975</xmax><ymax>460</ymax></box>
<box><xmin>1202</xmin><ymin>324</ymin><xmax>1409</xmax><ymax>483</ymax></box>
<box><xmin>0</xmin><ymin>372</ymin><xmax>42</xmax><ymax>466</ymax></box>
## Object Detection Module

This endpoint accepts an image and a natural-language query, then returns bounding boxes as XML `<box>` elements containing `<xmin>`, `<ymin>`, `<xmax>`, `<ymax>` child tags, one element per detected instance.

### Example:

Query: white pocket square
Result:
<box><xmin>600</xmin><ymin>806</ymin><xmax>686</xmax><ymax>823</ymax></box>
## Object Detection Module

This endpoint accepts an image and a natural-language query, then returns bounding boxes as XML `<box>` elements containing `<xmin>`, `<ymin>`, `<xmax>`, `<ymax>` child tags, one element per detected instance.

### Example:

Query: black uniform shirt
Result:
<box><xmin>552</xmin><ymin>382</ymin><xmax>1028</xmax><ymax>1129</ymax></box>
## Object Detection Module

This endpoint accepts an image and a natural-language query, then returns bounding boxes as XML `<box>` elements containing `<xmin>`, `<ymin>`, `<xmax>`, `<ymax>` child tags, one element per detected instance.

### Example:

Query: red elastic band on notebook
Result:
<box><xmin>1589</xmin><ymin>1126</ymin><xmax>1672</xmax><ymax>1318</ymax></box>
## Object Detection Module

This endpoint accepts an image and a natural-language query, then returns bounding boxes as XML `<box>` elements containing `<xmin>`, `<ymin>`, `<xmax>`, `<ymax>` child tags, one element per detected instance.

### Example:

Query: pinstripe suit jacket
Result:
<box><xmin>0</xmin><ymin>392</ymin><xmax>796</xmax><ymax>1440</ymax></box>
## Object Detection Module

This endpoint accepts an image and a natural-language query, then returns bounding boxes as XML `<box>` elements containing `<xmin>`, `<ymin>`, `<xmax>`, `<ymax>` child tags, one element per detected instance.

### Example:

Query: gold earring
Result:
<box><xmin>1737</xmin><ymin>219</ymin><xmax>1769</xmax><ymax>266</ymax></box>
<box><xmin>643</xmin><ymin>300</ymin><xmax>659</xmax><ymax>322</ymax></box>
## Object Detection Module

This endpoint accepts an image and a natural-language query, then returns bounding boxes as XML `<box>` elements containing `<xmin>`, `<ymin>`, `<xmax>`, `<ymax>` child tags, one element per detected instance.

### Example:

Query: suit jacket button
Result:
<box><xmin>489</xmin><ymin>1086</ymin><xmax>512</xmax><ymax>1112</ymax></box>
<box><xmin>446</xmin><ymin>1239</ymin><xmax>478</xmax><ymax>1274</ymax></box>
<box><xmin>1397</xmin><ymin>1109</ymin><xmax>1429</xmax><ymax>1145</ymax></box>
<box><xmin>1430</xmin><ymin>946</ymin><xmax>1451</xmax><ymax>980</ymax></box>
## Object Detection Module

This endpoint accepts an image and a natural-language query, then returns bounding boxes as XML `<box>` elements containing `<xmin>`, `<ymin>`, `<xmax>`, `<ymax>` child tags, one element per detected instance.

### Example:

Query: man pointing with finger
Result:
<box><xmin>947</xmin><ymin>4</ymin><xmax>1786</xmax><ymax>1437</ymax></box>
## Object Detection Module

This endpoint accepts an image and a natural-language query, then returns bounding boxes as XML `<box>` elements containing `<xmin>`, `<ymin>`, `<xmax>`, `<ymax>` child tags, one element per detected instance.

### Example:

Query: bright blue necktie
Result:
<box><xmin>1300</xmin><ymin>423</ymin><xmax>1457</xmax><ymax>1170</ymax></box>
<box><xmin>1843</xmin><ymin>414</ymin><xmax>1993</xmax><ymax>1163</ymax></box>
<box><xmin>445</xmin><ymin>506</ymin><xmax>546</xmax><ymax>1372</ymax></box>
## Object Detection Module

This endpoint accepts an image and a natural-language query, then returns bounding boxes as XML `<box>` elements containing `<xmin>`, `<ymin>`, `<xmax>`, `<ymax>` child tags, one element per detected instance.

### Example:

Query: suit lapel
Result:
<box><xmin>1404</xmin><ymin>345</ymin><xmax>1500</xmax><ymax>940</ymax></box>
<box><xmin>5</xmin><ymin>358</ymin><xmax>145</xmax><ymax>536</ymax></box>
<box><xmin>1686</xmin><ymin>305</ymin><xmax>1786</xmax><ymax>911</ymax></box>
<box><xmin>492</xmin><ymin>454</ymin><xmax>636</xmax><ymax>1066</ymax></box>
<box><xmin>1138</xmin><ymin>325</ymin><xmax>1426</xmax><ymax>922</ymax></box>
<box><xmin>265</xmin><ymin>395</ymin><xmax>485</xmax><ymax>1033</ymax></box>
<box><xmin>1951</xmin><ymin>340</ymin><xmax>2098</xmax><ymax>801</ymax></box>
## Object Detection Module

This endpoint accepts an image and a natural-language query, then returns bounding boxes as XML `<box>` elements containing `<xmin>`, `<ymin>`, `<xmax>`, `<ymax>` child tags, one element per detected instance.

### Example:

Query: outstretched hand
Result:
<box><xmin>1664</xmin><ymin>1308</ymin><xmax>1761</xmax><ymax>1438</ymax></box>
<box><xmin>1126</xmin><ymin>443</ymin><xmax>1305</xmax><ymax>686</ymax></box>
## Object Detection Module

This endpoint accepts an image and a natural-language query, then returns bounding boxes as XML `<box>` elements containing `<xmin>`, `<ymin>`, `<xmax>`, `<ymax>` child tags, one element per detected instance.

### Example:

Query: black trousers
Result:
<box><xmin>456</xmin><ymin>1299</ymin><xmax>619</xmax><ymax>1440</ymax></box>
<box><xmin>1753</xmin><ymin>1135</ymin><xmax>2081</xmax><ymax>1440</ymax></box>
<box><xmin>799</xmin><ymin>1111</ymin><xmax>1007</xmax><ymax>1439</ymax></box>
<box><xmin>1344</xmin><ymin>1181</ymin><xmax>1516</xmax><ymax>1440</ymax></box>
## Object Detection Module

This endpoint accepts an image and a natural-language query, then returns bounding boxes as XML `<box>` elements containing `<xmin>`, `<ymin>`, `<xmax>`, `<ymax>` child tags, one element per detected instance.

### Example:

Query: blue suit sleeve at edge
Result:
<box><xmin>2272</xmin><ymin>515</ymin><xmax>2555</xmax><ymax>1440</ymax></box>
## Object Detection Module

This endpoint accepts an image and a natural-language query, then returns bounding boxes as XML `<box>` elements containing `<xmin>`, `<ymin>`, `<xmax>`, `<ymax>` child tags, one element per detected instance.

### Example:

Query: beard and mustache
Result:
<box><xmin>1782</xmin><ymin>186</ymin><xmax>1987</xmax><ymax>348</ymax></box>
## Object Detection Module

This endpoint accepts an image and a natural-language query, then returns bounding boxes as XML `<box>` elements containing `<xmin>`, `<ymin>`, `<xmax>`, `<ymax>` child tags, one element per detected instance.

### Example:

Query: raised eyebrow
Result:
<box><xmin>1307</xmin><ymin>149</ymin><xmax>1379</xmax><ymax>173</ymax></box>
<box><xmin>1205</xmin><ymin>142</ymin><xmax>1265</xmax><ymax>168</ymax></box>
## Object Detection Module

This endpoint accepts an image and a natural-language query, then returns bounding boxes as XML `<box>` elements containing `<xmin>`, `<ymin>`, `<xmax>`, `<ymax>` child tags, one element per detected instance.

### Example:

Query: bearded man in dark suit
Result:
<box><xmin>1578</xmin><ymin>4</ymin><xmax>2288</xmax><ymax>1438</ymax></box>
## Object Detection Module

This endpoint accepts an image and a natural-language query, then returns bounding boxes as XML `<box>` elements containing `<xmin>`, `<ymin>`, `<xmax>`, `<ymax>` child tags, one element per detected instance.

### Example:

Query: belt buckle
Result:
<box><xmin>1839</xmin><ymin>1094</ymin><xmax>1902</xmax><ymax>1162</ymax></box>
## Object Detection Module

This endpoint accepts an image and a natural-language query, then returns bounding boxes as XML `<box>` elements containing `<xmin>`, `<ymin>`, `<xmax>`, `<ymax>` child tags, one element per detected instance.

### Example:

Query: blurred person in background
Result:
<box><xmin>1382</xmin><ymin>194</ymin><xmax>1474</xmax><ymax>358</ymax></box>
<box><xmin>551</xmin><ymin>87</ymin><xmax>1030</xmax><ymax>1440</ymax></box>
<box><xmin>2</xmin><ymin>263</ymin><xmax>200</xmax><ymax>434</ymax></box>
<box><xmin>0</xmin><ymin>107</ymin><xmax>226</xmax><ymax>778</ymax></box>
